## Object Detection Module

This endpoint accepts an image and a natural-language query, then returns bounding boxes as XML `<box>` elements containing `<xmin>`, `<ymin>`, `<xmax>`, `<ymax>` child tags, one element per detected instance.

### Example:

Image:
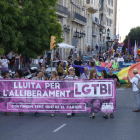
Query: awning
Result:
<box><xmin>57</xmin><ymin>43</ymin><xmax>75</xmax><ymax>49</ymax></box>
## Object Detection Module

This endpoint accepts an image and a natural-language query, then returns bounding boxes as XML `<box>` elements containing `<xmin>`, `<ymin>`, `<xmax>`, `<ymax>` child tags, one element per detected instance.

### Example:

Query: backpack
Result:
<box><xmin>134</xmin><ymin>76</ymin><xmax>140</xmax><ymax>90</ymax></box>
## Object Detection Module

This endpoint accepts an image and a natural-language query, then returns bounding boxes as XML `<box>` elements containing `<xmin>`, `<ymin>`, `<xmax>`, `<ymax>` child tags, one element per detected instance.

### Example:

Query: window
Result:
<box><xmin>93</xmin><ymin>0</ymin><xmax>95</xmax><ymax>5</ymax></box>
<box><xmin>86</xmin><ymin>0</ymin><xmax>90</xmax><ymax>4</ymax></box>
<box><xmin>108</xmin><ymin>0</ymin><xmax>110</xmax><ymax>5</ymax></box>
<box><xmin>111</xmin><ymin>0</ymin><xmax>113</xmax><ymax>6</ymax></box>
<box><xmin>101</xmin><ymin>14</ymin><xmax>103</xmax><ymax>21</ymax></box>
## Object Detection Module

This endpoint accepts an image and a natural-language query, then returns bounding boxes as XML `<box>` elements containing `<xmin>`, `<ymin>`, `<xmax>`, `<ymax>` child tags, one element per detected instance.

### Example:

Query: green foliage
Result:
<box><xmin>0</xmin><ymin>0</ymin><xmax>21</xmax><ymax>53</ymax></box>
<box><xmin>0</xmin><ymin>0</ymin><xmax>63</xmax><ymax>58</ymax></box>
<box><xmin>124</xmin><ymin>26</ymin><xmax>140</xmax><ymax>46</ymax></box>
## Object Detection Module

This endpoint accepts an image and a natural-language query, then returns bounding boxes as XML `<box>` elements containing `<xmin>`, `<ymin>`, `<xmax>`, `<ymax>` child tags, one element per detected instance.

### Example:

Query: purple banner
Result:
<box><xmin>0</xmin><ymin>79</ymin><xmax>116</xmax><ymax>113</ymax></box>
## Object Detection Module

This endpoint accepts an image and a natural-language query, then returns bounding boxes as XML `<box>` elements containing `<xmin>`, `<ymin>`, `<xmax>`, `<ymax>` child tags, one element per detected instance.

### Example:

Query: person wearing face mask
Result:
<box><xmin>65</xmin><ymin>67</ymin><xmax>78</xmax><ymax>118</ymax></box>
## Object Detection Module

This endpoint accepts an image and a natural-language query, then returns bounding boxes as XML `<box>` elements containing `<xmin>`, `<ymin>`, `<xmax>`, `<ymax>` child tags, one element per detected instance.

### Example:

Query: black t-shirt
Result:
<box><xmin>99</xmin><ymin>56</ymin><xmax>104</xmax><ymax>62</ymax></box>
<box><xmin>107</xmin><ymin>74</ymin><xmax>120</xmax><ymax>83</ymax></box>
<box><xmin>74</xmin><ymin>60</ymin><xmax>82</xmax><ymax>66</ymax></box>
<box><xmin>74</xmin><ymin>60</ymin><xmax>82</xmax><ymax>77</ymax></box>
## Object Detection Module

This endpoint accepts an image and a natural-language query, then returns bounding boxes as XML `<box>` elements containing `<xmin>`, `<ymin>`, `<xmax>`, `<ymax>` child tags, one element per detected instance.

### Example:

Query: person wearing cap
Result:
<box><xmin>81</xmin><ymin>67</ymin><xmax>90</xmax><ymax>79</ymax></box>
<box><xmin>65</xmin><ymin>67</ymin><xmax>78</xmax><ymax>118</ymax></box>
<box><xmin>128</xmin><ymin>69</ymin><xmax>140</xmax><ymax>112</ymax></box>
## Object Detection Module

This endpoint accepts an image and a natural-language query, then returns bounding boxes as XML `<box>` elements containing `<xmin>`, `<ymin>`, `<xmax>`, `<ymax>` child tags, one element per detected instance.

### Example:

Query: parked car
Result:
<box><xmin>45</xmin><ymin>60</ymin><xmax>67</xmax><ymax>79</ymax></box>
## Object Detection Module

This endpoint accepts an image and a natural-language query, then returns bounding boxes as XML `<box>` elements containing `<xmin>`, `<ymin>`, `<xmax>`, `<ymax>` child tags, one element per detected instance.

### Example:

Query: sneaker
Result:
<box><xmin>103</xmin><ymin>115</ymin><xmax>108</xmax><ymax>119</ymax></box>
<box><xmin>72</xmin><ymin>113</ymin><xmax>75</xmax><ymax>116</ymax></box>
<box><xmin>67</xmin><ymin>115</ymin><xmax>71</xmax><ymax>118</ymax></box>
<box><xmin>110</xmin><ymin>114</ymin><xmax>114</xmax><ymax>118</ymax></box>
<box><xmin>36</xmin><ymin>113</ymin><xmax>39</xmax><ymax>117</ymax></box>
<box><xmin>51</xmin><ymin>113</ymin><xmax>55</xmax><ymax>117</ymax></box>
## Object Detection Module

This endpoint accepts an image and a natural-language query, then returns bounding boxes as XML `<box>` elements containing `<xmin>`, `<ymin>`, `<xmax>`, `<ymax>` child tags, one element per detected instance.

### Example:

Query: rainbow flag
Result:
<box><xmin>73</xmin><ymin>61</ymin><xmax>140</xmax><ymax>84</ymax></box>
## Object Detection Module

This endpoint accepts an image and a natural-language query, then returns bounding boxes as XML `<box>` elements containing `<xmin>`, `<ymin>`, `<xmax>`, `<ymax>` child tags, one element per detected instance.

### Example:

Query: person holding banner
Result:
<box><xmin>49</xmin><ymin>71</ymin><xmax>58</xmax><ymax>117</ymax></box>
<box><xmin>100</xmin><ymin>70</ymin><xmax>109</xmax><ymax>119</ymax></box>
<box><xmin>3</xmin><ymin>71</ymin><xmax>11</xmax><ymax>116</ymax></box>
<box><xmin>89</xmin><ymin>69</ymin><xmax>98</xmax><ymax>118</ymax></box>
<box><xmin>108</xmin><ymin>67</ymin><xmax>120</xmax><ymax>118</ymax></box>
<box><xmin>32</xmin><ymin>70</ymin><xmax>44</xmax><ymax>117</ymax></box>
<box><xmin>65</xmin><ymin>67</ymin><xmax>78</xmax><ymax>118</ymax></box>
<box><xmin>16</xmin><ymin>70</ymin><xmax>25</xmax><ymax>116</ymax></box>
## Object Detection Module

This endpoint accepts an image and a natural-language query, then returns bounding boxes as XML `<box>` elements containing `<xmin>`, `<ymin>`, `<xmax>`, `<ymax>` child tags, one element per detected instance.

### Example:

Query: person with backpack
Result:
<box><xmin>128</xmin><ymin>69</ymin><xmax>140</xmax><ymax>112</ymax></box>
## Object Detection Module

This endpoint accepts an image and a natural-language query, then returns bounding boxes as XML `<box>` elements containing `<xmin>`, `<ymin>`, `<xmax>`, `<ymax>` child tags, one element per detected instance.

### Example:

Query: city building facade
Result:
<box><xmin>56</xmin><ymin>0</ymin><xmax>117</xmax><ymax>59</ymax></box>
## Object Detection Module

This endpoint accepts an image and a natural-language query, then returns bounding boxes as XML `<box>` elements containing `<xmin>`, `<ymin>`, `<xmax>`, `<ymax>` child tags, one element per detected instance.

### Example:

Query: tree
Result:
<box><xmin>124</xmin><ymin>26</ymin><xmax>140</xmax><ymax>47</ymax></box>
<box><xmin>16</xmin><ymin>0</ymin><xmax>63</xmax><ymax>58</ymax></box>
<box><xmin>0</xmin><ymin>0</ymin><xmax>21</xmax><ymax>55</ymax></box>
<box><xmin>0</xmin><ymin>0</ymin><xmax>63</xmax><ymax>57</ymax></box>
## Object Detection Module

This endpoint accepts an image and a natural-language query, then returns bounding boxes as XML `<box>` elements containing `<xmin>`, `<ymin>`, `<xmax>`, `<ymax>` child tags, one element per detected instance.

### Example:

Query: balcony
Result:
<box><xmin>56</xmin><ymin>4</ymin><xmax>68</xmax><ymax>18</ymax></box>
<box><xmin>85</xmin><ymin>0</ymin><xmax>98</xmax><ymax>14</ymax></box>
<box><xmin>100</xmin><ymin>21</ymin><xmax>106</xmax><ymax>27</ymax></box>
<box><xmin>68</xmin><ymin>12</ymin><xmax>87</xmax><ymax>26</ymax></box>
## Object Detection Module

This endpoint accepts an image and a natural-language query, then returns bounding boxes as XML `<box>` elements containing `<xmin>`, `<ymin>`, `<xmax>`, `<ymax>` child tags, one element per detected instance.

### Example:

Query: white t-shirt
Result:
<box><xmin>75</xmin><ymin>48</ymin><xmax>77</xmax><ymax>54</ymax></box>
<box><xmin>40</xmin><ymin>59</ymin><xmax>43</xmax><ymax>63</ymax></box>
<box><xmin>7</xmin><ymin>53</ymin><xmax>12</xmax><ymax>59</ymax></box>
<box><xmin>65</xmin><ymin>75</ymin><xmax>78</xmax><ymax>80</ymax></box>
<box><xmin>129</xmin><ymin>74</ymin><xmax>140</xmax><ymax>91</ymax></box>
<box><xmin>117</xmin><ymin>57</ymin><xmax>124</xmax><ymax>62</ymax></box>
<box><xmin>0</xmin><ymin>59</ymin><xmax>9</xmax><ymax>68</ymax></box>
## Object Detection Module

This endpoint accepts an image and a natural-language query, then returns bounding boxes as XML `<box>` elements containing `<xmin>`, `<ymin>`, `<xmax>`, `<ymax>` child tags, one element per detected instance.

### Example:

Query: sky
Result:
<box><xmin>117</xmin><ymin>0</ymin><xmax>140</xmax><ymax>37</ymax></box>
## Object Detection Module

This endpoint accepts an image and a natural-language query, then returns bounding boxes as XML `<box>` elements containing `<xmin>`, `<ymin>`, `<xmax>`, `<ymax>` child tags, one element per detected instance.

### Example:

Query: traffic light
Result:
<box><xmin>50</xmin><ymin>36</ymin><xmax>56</xmax><ymax>50</ymax></box>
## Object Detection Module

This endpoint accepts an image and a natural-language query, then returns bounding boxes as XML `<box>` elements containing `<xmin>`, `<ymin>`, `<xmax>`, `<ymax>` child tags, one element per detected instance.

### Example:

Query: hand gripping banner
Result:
<box><xmin>0</xmin><ymin>79</ymin><xmax>116</xmax><ymax>113</ymax></box>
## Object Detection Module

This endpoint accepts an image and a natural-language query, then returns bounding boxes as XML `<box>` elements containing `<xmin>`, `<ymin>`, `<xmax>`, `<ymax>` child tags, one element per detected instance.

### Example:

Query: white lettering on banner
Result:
<box><xmin>14</xmin><ymin>82</ymin><xmax>41</xmax><ymax>89</ymax></box>
<box><xmin>3</xmin><ymin>90</ymin><xmax>7</xmax><ymax>96</ymax></box>
<box><xmin>45</xmin><ymin>83</ymin><xmax>60</xmax><ymax>89</ymax></box>
<box><xmin>3</xmin><ymin>90</ymin><xmax>70</xmax><ymax>98</ymax></box>
<box><xmin>74</xmin><ymin>82</ymin><xmax>113</xmax><ymax>97</ymax></box>
<box><xmin>36</xmin><ymin>83</ymin><xmax>41</xmax><ymax>89</ymax></box>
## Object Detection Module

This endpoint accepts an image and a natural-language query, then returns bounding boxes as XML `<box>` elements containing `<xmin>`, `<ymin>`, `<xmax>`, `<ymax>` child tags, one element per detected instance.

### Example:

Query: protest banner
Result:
<box><xmin>0</xmin><ymin>79</ymin><xmax>116</xmax><ymax>113</ymax></box>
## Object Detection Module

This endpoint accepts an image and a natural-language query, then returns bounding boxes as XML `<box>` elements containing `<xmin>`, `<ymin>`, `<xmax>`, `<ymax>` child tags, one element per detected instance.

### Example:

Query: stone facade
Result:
<box><xmin>56</xmin><ymin>0</ymin><xmax>117</xmax><ymax>59</ymax></box>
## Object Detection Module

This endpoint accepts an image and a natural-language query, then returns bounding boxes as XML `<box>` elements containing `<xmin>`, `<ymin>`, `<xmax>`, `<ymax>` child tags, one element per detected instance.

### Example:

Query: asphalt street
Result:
<box><xmin>0</xmin><ymin>88</ymin><xmax>140</xmax><ymax>140</ymax></box>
